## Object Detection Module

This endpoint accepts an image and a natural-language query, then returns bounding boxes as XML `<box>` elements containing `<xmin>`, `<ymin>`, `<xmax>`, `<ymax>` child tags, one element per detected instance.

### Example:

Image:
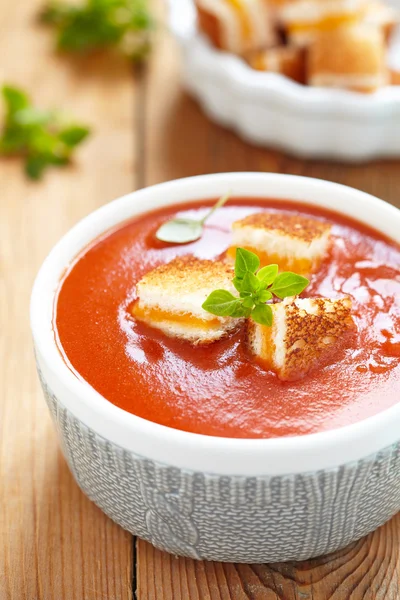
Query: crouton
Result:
<box><xmin>246</xmin><ymin>45</ymin><xmax>306</xmax><ymax>84</ymax></box>
<box><xmin>229</xmin><ymin>211</ymin><xmax>331</xmax><ymax>274</ymax></box>
<box><xmin>195</xmin><ymin>0</ymin><xmax>277</xmax><ymax>55</ymax></box>
<box><xmin>248</xmin><ymin>296</ymin><xmax>354</xmax><ymax>380</ymax></box>
<box><xmin>278</xmin><ymin>0</ymin><xmax>368</xmax><ymax>47</ymax></box>
<box><xmin>308</xmin><ymin>25</ymin><xmax>388</xmax><ymax>92</ymax></box>
<box><xmin>131</xmin><ymin>256</ymin><xmax>241</xmax><ymax>344</ymax></box>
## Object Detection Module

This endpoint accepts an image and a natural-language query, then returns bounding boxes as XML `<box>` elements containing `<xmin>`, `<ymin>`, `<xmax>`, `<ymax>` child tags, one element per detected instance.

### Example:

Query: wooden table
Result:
<box><xmin>1</xmin><ymin>1</ymin><xmax>400</xmax><ymax>598</ymax></box>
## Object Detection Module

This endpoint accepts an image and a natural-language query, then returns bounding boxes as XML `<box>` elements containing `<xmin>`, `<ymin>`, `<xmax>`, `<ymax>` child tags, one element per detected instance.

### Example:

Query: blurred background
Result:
<box><xmin>2</xmin><ymin>0</ymin><xmax>400</xmax><ymax>598</ymax></box>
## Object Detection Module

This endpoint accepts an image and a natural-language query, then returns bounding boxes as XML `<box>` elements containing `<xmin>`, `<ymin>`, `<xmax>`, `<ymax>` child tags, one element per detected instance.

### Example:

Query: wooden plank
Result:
<box><xmin>0</xmin><ymin>0</ymin><xmax>136</xmax><ymax>598</ymax></box>
<box><xmin>137</xmin><ymin>8</ymin><xmax>400</xmax><ymax>600</ymax></box>
<box><xmin>137</xmin><ymin>515</ymin><xmax>400</xmax><ymax>599</ymax></box>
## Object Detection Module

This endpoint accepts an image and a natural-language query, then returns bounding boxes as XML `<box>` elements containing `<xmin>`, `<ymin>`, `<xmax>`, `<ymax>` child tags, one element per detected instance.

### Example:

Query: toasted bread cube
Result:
<box><xmin>131</xmin><ymin>257</ymin><xmax>241</xmax><ymax>344</ymax></box>
<box><xmin>308</xmin><ymin>25</ymin><xmax>388</xmax><ymax>92</ymax></box>
<box><xmin>278</xmin><ymin>0</ymin><xmax>369</xmax><ymax>47</ymax></box>
<box><xmin>195</xmin><ymin>0</ymin><xmax>277</xmax><ymax>55</ymax></box>
<box><xmin>391</xmin><ymin>68</ymin><xmax>400</xmax><ymax>86</ymax></box>
<box><xmin>247</xmin><ymin>45</ymin><xmax>306</xmax><ymax>83</ymax></box>
<box><xmin>230</xmin><ymin>211</ymin><xmax>331</xmax><ymax>274</ymax></box>
<box><xmin>248</xmin><ymin>296</ymin><xmax>354</xmax><ymax>380</ymax></box>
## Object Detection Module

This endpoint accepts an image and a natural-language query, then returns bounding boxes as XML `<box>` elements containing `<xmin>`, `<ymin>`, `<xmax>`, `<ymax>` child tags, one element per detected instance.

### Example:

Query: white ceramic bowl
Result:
<box><xmin>169</xmin><ymin>0</ymin><xmax>400</xmax><ymax>162</ymax></box>
<box><xmin>31</xmin><ymin>173</ymin><xmax>400</xmax><ymax>562</ymax></box>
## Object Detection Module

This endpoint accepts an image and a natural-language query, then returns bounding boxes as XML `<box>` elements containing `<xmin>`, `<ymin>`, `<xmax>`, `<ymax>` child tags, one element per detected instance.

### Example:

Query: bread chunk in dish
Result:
<box><xmin>308</xmin><ymin>25</ymin><xmax>388</xmax><ymax>92</ymax></box>
<box><xmin>247</xmin><ymin>45</ymin><xmax>306</xmax><ymax>83</ymax></box>
<box><xmin>195</xmin><ymin>0</ymin><xmax>277</xmax><ymax>55</ymax></box>
<box><xmin>230</xmin><ymin>211</ymin><xmax>331</xmax><ymax>274</ymax></box>
<box><xmin>248</xmin><ymin>296</ymin><xmax>354</xmax><ymax>381</ymax></box>
<box><xmin>131</xmin><ymin>257</ymin><xmax>241</xmax><ymax>344</ymax></box>
<box><xmin>277</xmin><ymin>0</ymin><xmax>369</xmax><ymax>47</ymax></box>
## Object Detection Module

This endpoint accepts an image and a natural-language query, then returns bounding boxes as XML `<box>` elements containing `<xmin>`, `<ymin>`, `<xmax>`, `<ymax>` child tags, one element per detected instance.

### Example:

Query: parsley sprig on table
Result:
<box><xmin>0</xmin><ymin>85</ymin><xmax>90</xmax><ymax>180</ymax></box>
<box><xmin>40</xmin><ymin>0</ymin><xmax>154</xmax><ymax>61</ymax></box>
<box><xmin>202</xmin><ymin>248</ymin><xmax>309</xmax><ymax>326</ymax></box>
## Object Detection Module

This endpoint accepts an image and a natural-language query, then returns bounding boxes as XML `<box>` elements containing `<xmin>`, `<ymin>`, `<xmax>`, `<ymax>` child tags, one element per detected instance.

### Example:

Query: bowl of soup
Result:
<box><xmin>31</xmin><ymin>173</ymin><xmax>400</xmax><ymax>563</ymax></box>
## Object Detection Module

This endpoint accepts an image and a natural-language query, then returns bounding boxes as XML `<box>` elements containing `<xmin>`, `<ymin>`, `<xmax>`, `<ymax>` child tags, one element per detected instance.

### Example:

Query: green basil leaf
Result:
<box><xmin>257</xmin><ymin>290</ymin><xmax>273</xmax><ymax>303</ymax></box>
<box><xmin>59</xmin><ymin>125</ymin><xmax>90</xmax><ymax>147</ymax></box>
<box><xmin>2</xmin><ymin>86</ymin><xmax>30</xmax><ymax>114</ymax></box>
<box><xmin>15</xmin><ymin>108</ymin><xmax>51</xmax><ymax>127</ymax></box>
<box><xmin>241</xmin><ymin>271</ymin><xmax>260</xmax><ymax>294</ymax></box>
<box><xmin>240</xmin><ymin>290</ymin><xmax>251</xmax><ymax>298</ymax></box>
<box><xmin>270</xmin><ymin>272</ymin><xmax>310</xmax><ymax>299</ymax></box>
<box><xmin>230</xmin><ymin>303</ymin><xmax>251</xmax><ymax>318</ymax></box>
<box><xmin>202</xmin><ymin>290</ymin><xmax>240</xmax><ymax>317</ymax></box>
<box><xmin>235</xmin><ymin>247</ymin><xmax>260</xmax><ymax>278</ymax></box>
<box><xmin>251</xmin><ymin>304</ymin><xmax>273</xmax><ymax>327</ymax></box>
<box><xmin>155</xmin><ymin>195</ymin><xmax>230</xmax><ymax>244</ymax></box>
<box><xmin>0</xmin><ymin>127</ymin><xmax>28</xmax><ymax>153</ymax></box>
<box><xmin>155</xmin><ymin>219</ymin><xmax>203</xmax><ymax>244</ymax></box>
<box><xmin>257</xmin><ymin>264</ymin><xmax>278</xmax><ymax>288</ymax></box>
<box><xmin>232</xmin><ymin>277</ymin><xmax>243</xmax><ymax>293</ymax></box>
<box><xmin>242</xmin><ymin>297</ymin><xmax>255</xmax><ymax>309</ymax></box>
<box><xmin>25</xmin><ymin>154</ymin><xmax>49</xmax><ymax>180</ymax></box>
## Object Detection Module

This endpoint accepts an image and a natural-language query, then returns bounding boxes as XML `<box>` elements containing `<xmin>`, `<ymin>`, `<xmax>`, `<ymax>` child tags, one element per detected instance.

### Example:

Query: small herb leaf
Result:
<box><xmin>155</xmin><ymin>194</ymin><xmax>230</xmax><ymax>245</ymax></box>
<box><xmin>202</xmin><ymin>290</ymin><xmax>240</xmax><ymax>317</ymax></box>
<box><xmin>257</xmin><ymin>264</ymin><xmax>278</xmax><ymax>287</ymax></box>
<box><xmin>251</xmin><ymin>304</ymin><xmax>273</xmax><ymax>326</ymax></box>
<box><xmin>59</xmin><ymin>125</ymin><xmax>90</xmax><ymax>147</ymax></box>
<box><xmin>257</xmin><ymin>289</ymin><xmax>273</xmax><ymax>303</ymax></box>
<box><xmin>232</xmin><ymin>277</ymin><xmax>243</xmax><ymax>293</ymax></box>
<box><xmin>25</xmin><ymin>155</ymin><xmax>49</xmax><ymax>180</ymax></box>
<box><xmin>0</xmin><ymin>84</ymin><xmax>90</xmax><ymax>180</ymax></box>
<box><xmin>235</xmin><ymin>247</ymin><xmax>260</xmax><ymax>278</ymax></box>
<box><xmin>155</xmin><ymin>219</ymin><xmax>203</xmax><ymax>244</ymax></box>
<box><xmin>241</xmin><ymin>271</ymin><xmax>260</xmax><ymax>295</ymax></box>
<box><xmin>270</xmin><ymin>272</ymin><xmax>310</xmax><ymax>299</ymax></box>
<box><xmin>231</xmin><ymin>304</ymin><xmax>252</xmax><ymax>318</ymax></box>
<box><xmin>40</xmin><ymin>0</ymin><xmax>154</xmax><ymax>62</ymax></box>
<box><xmin>2</xmin><ymin>86</ymin><xmax>30</xmax><ymax>114</ymax></box>
<box><xmin>242</xmin><ymin>296</ymin><xmax>255</xmax><ymax>309</ymax></box>
<box><xmin>201</xmin><ymin>248</ymin><xmax>310</xmax><ymax>328</ymax></box>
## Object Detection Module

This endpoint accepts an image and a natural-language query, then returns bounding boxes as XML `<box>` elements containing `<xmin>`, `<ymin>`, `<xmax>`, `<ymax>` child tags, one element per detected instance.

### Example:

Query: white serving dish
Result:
<box><xmin>169</xmin><ymin>0</ymin><xmax>400</xmax><ymax>162</ymax></box>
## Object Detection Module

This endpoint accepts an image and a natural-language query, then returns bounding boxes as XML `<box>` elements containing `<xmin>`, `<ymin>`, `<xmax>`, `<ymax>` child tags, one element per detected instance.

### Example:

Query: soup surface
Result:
<box><xmin>55</xmin><ymin>199</ymin><xmax>400</xmax><ymax>438</ymax></box>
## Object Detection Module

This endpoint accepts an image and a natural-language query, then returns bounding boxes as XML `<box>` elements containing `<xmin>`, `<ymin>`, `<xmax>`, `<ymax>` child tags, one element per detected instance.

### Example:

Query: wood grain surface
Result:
<box><xmin>1</xmin><ymin>0</ymin><xmax>400</xmax><ymax>599</ymax></box>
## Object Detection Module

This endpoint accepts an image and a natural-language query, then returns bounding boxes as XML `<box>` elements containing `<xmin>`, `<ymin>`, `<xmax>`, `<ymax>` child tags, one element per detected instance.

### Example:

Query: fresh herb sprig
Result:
<box><xmin>156</xmin><ymin>193</ymin><xmax>230</xmax><ymax>244</ymax></box>
<box><xmin>0</xmin><ymin>85</ymin><xmax>90</xmax><ymax>180</ymax></box>
<box><xmin>40</xmin><ymin>0</ymin><xmax>154</xmax><ymax>61</ymax></box>
<box><xmin>202</xmin><ymin>248</ymin><xmax>309</xmax><ymax>326</ymax></box>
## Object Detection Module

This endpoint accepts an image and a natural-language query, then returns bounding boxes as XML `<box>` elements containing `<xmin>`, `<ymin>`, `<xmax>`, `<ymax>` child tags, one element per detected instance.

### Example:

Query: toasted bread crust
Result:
<box><xmin>197</xmin><ymin>5</ymin><xmax>224</xmax><ymax>49</ymax></box>
<box><xmin>281</xmin><ymin>297</ymin><xmax>353</xmax><ymax>379</ymax></box>
<box><xmin>249</xmin><ymin>296</ymin><xmax>354</xmax><ymax>381</ymax></box>
<box><xmin>233</xmin><ymin>211</ymin><xmax>331</xmax><ymax>243</ymax></box>
<box><xmin>247</xmin><ymin>45</ymin><xmax>307</xmax><ymax>83</ymax></box>
<box><xmin>133</xmin><ymin>257</ymin><xmax>239</xmax><ymax>344</ymax></box>
<box><xmin>308</xmin><ymin>25</ymin><xmax>386</xmax><ymax>79</ymax></box>
<box><xmin>137</xmin><ymin>256</ymin><xmax>234</xmax><ymax>295</ymax></box>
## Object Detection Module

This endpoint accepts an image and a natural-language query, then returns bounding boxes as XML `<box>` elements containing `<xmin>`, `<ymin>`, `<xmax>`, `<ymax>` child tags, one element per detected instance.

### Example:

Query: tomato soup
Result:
<box><xmin>55</xmin><ymin>199</ymin><xmax>400</xmax><ymax>438</ymax></box>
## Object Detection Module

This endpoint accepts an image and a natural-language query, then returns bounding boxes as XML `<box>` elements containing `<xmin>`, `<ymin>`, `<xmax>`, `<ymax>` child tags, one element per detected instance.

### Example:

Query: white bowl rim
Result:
<box><xmin>31</xmin><ymin>172</ymin><xmax>400</xmax><ymax>476</ymax></box>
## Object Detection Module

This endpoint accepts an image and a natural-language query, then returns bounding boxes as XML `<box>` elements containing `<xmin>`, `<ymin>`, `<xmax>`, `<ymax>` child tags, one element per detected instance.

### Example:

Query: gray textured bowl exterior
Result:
<box><xmin>38</xmin><ymin>366</ymin><xmax>400</xmax><ymax>563</ymax></box>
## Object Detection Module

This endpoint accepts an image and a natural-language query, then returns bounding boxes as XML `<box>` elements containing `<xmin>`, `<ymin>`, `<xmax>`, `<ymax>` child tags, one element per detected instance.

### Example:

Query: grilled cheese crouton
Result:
<box><xmin>247</xmin><ymin>45</ymin><xmax>306</xmax><ymax>83</ymax></box>
<box><xmin>308</xmin><ymin>25</ymin><xmax>388</xmax><ymax>92</ymax></box>
<box><xmin>229</xmin><ymin>211</ymin><xmax>331</xmax><ymax>274</ymax></box>
<box><xmin>131</xmin><ymin>257</ymin><xmax>241</xmax><ymax>344</ymax></box>
<box><xmin>277</xmin><ymin>0</ymin><xmax>369</xmax><ymax>47</ymax></box>
<box><xmin>248</xmin><ymin>296</ymin><xmax>354</xmax><ymax>380</ymax></box>
<box><xmin>196</xmin><ymin>0</ymin><xmax>277</xmax><ymax>55</ymax></box>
